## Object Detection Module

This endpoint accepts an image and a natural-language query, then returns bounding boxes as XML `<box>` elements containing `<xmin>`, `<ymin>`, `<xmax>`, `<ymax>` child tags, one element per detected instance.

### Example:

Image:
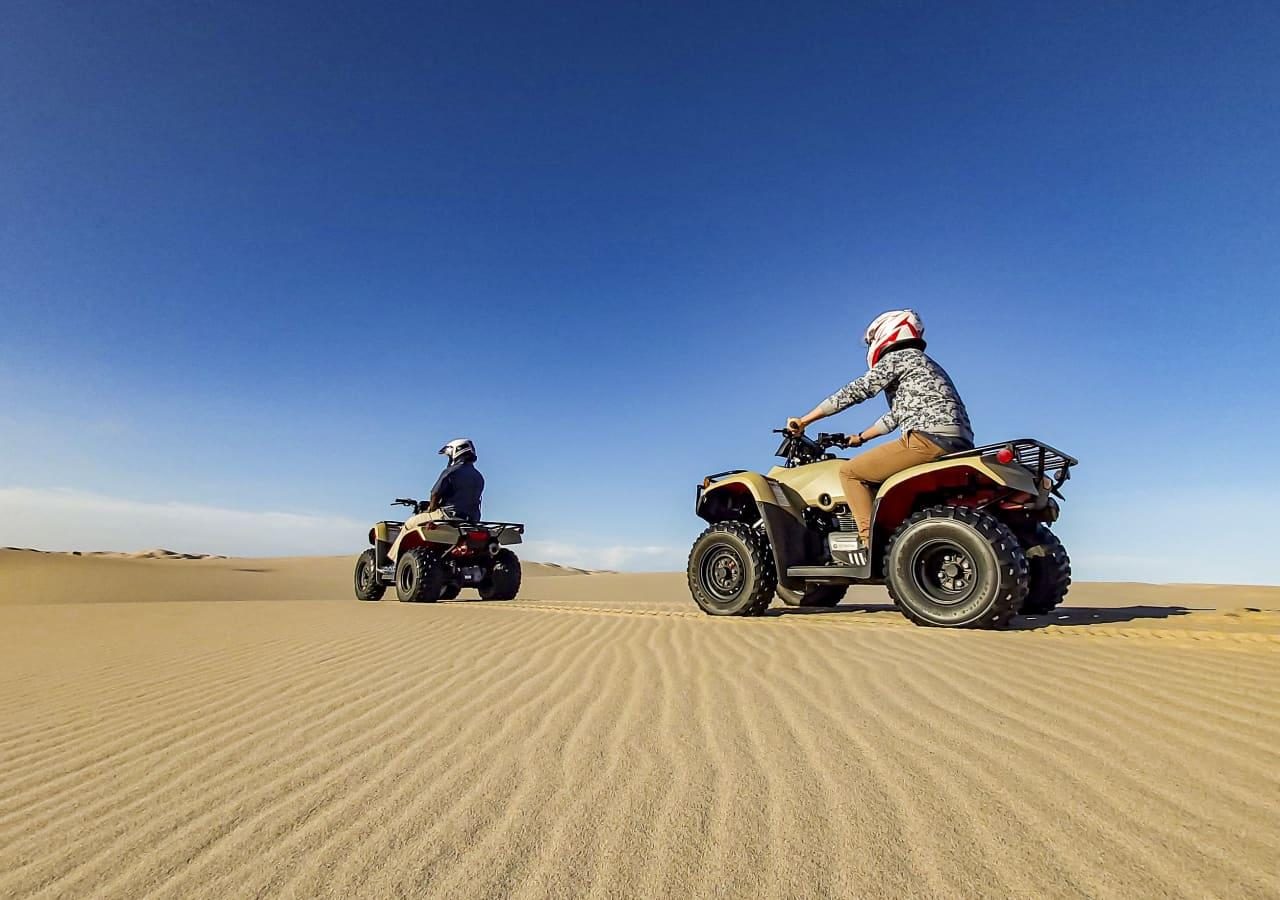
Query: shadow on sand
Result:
<box><xmin>767</xmin><ymin>603</ymin><xmax>1196</xmax><ymax>629</ymax></box>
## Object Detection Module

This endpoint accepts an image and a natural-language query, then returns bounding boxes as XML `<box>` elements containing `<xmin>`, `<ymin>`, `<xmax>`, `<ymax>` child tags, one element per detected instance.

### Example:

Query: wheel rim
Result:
<box><xmin>700</xmin><ymin>544</ymin><xmax>746</xmax><ymax>601</ymax></box>
<box><xmin>358</xmin><ymin>560</ymin><xmax>375</xmax><ymax>592</ymax></box>
<box><xmin>910</xmin><ymin>539</ymin><xmax>977</xmax><ymax>605</ymax></box>
<box><xmin>399</xmin><ymin>564</ymin><xmax>415</xmax><ymax>594</ymax></box>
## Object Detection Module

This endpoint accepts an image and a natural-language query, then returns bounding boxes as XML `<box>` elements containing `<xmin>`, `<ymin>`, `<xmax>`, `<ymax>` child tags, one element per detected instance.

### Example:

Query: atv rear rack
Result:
<box><xmin>946</xmin><ymin>439</ymin><xmax>1078</xmax><ymax>491</ymax></box>
<box><xmin>447</xmin><ymin>521</ymin><xmax>525</xmax><ymax>533</ymax></box>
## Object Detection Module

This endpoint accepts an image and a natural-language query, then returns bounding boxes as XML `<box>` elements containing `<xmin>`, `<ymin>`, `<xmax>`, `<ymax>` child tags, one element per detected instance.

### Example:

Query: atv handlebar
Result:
<box><xmin>773</xmin><ymin>428</ymin><xmax>848</xmax><ymax>467</ymax></box>
<box><xmin>392</xmin><ymin>498</ymin><xmax>420</xmax><ymax>509</ymax></box>
<box><xmin>772</xmin><ymin>428</ymin><xmax>847</xmax><ymax>450</ymax></box>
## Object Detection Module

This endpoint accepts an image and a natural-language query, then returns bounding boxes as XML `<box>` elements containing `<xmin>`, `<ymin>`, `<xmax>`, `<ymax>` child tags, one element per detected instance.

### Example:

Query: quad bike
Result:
<box><xmin>354</xmin><ymin>499</ymin><xmax>525</xmax><ymax>603</ymax></box>
<box><xmin>687</xmin><ymin>430</ymin><xmax>1077</xmax><ymax>628</ymax></box>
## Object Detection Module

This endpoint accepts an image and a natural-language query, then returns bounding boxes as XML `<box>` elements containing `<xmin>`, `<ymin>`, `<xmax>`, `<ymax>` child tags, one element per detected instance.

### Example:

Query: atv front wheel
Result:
<box><xmin>396</xmin><ymin>549</ymin><xmax>446</xmax><ymax>603</ymax></box>
<box><xmin>775</xmin><ymin>583</ymin><xmax>847</xmax><ymax>607</ymax></box>
<box><xmin>478</xmin><ymin>549</ymin><xmax>522</xmax><ymax>600</ymax></box>
<box><xmin>440</xmin><ymin>584</ymin><xmax>462</xmax><ymax>601</ymax></box>
<box><xmin>354</xmin><ymin>549</ymin><xmax>385</xmax><ymax>602</ymax></box>
<box><xmin>884</xmin><ymin>505</ymin><xmax>1028</xmax><ymax>628</ymax></box>
<box><xmin>1014</xmin><ymin>524</ymin><xmax>1071</xmax><ymax>616</ymax></box>
<box><xmin>687</xmin><ymin>521</ymin><xmax>776</xmax><ymax>616</ymax></box>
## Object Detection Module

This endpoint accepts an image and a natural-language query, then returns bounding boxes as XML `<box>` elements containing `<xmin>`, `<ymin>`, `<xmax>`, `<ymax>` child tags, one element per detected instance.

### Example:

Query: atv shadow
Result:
<box><xmin>768</xmin><ymin>603</ymin><xmax>1196</xmax><ymax>629</ymax></box>
<box><xmin>765</xmin><ymin>603</ymin><xmax>897</xmax><ymax>618</ymax></box>
<box><xmin>1007</xmin><ymin>605</ymin><xmax>1194</xmax><ymax>630</ymax></box>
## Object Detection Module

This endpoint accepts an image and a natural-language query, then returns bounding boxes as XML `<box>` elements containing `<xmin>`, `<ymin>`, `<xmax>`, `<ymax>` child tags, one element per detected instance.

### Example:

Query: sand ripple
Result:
<box><xmin>1</xmin><ymin>565</ymin><xmax>1277</xmax><ymax>898</ymax></box>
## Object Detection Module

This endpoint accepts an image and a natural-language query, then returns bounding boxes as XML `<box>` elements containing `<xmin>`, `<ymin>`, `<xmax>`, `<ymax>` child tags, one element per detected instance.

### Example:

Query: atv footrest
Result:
<box><xmin>787</xmin><ymin>564</ymin><xmax>870</xmax><ymax>582</ymax></box>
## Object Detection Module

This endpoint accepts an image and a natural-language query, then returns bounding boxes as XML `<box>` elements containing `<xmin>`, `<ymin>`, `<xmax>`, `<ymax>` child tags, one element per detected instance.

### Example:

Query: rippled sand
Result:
<box><xmin>2</xmin><ymin>551</ymin><xmax>1278</xmax><ymax>898</ymax></box>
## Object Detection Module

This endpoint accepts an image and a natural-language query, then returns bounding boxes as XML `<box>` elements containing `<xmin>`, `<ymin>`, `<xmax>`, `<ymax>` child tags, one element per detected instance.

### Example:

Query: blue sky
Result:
<box><xmin>1</xmin><ymin>1</ymin><xmax>1278</xmax><ymax>581</ymax></box>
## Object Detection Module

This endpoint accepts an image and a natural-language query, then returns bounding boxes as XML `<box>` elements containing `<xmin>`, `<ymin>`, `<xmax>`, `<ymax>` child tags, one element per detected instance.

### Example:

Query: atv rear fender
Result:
<box><xmin>696</xmin><ymin>473</ymin><xmax>810</xmax><ymax>591</ymax></box>
<box><xmin>384</xmin><ymin>520</ymin><xmax>523</xmax><ymax>562</ymax></box>
<box><xmin>872</xmin><ymin>456</ymin><xmax>1041</xmax><ymax>533</ymax></box>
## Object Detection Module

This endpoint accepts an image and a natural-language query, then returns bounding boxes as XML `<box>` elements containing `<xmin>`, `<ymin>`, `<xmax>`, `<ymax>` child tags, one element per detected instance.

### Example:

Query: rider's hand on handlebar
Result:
<box><xmin>846</xmin><ymin>432</ymin><xmax>866</xmax><ymax>448</ymax></box>
<box><xmin>786</xmin><ymin>417</ymin><xmax>805</xmax><ymax>435</ymax></box>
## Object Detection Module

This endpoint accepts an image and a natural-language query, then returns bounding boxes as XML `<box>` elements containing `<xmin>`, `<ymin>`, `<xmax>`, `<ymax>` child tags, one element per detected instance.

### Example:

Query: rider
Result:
<box><xmin>786</xmin><ymin>310</ymin><xmax>974</xmax><ymax>549</ymax></box>
<box><xmin>415</xmin><ymin>438</ymin><xmax>485</xmax><ymax>523</ymax></box>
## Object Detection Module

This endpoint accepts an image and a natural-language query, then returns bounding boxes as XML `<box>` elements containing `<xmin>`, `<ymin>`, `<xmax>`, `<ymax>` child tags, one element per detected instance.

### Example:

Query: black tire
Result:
<box><xmin>687</xmin><ymin>521</ymin><xmax>777</xmax><ymax>616</ymax></box>
<box><xmin>354</xmin><ymin>549</ymin><xmax>385</xmax><ymax>602</ymax></box>
<box><xmin>775</xmin><ymin>582</ymin><xmax>848</xmax><ymax>607</ymax></box>
<box><xmin>884</xmin><ymin>505</ymin><xmax>1029</xmax><ymax>629</ymax></box>
<box><xmin>1013</xmin><ymin>524</ymin><xmax>1071</xmax><ymax>615</ymax></box>
<box><xmin>440</xmin><ymin>583</ymin><xmax>462</xmax><ymax>601</ymax></box>
<box><xmin>478</xmin><ymin>549</ymin><xmax>522</xmax><ymax>600</ymax></box>
<box><xmin>395</xmin><ymin>548</ymin><xmax>446</xmax><ymax>603</ymax></box>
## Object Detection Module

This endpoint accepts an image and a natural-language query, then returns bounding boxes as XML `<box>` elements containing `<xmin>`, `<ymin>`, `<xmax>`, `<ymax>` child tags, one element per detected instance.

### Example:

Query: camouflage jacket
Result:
<box><xmin>818</xmin><ymin>347</ymin><xmax>974</xmax><ymax>445</ymax></box>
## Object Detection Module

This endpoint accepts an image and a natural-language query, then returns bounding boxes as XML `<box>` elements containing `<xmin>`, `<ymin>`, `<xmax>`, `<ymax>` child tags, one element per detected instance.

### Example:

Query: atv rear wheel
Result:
<box><xmin>1014</xmin><ymin>524</ymin><xmax>1071</xmax><ymax>616</ymax></box>
<box><xmin>885</xmin><ymin>505</ymin><xmax>1028</xmax><ymax>628</ymax></box>
<box><xmin>775</xmin><ymin>583</ymin><xmax>847</xmax><ymax>607</ymax></box>
<box><xmin>478</xmin><ymin>548</ymin><xmax>522</xmax><ymax>600</ymax></box>
<box><xmin>440</xmin><ymin>583</ymin><xmax>462</xmax><ymax>600</ymax></box>
<box><xmin>354</xmin><ymin>549</ymin><xmax>385</xmax><ymax>602</ymax></box>
<box><xmin>687</xmin><ymin>521</ymin><xmax>776</xmax><ymax>616</ymax></box>
<box><xmin>396</xmin><ymin>549</ymin><xmax>446</xmax><ymax>603</ymax></box>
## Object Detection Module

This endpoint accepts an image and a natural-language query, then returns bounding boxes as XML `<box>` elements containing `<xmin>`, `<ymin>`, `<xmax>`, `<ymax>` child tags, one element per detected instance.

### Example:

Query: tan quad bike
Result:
<box><xmin>354</xmin><ymin>498</ymin><xmax>525</xmax><ymax>603</ymax></box>
<box><xmin>687</xmin><ymin>430</ymin><xmax>1077</xmax><ymax>628</ymax></box>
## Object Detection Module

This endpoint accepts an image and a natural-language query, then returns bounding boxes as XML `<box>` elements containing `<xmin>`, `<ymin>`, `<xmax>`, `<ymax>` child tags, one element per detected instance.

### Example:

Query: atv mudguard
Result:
<box><xmin>871</xmin><ymin>456</ymin><xmax>1041</xmax><ymax>532</ymax></box>
<box><xmin>696</xmin><ymin>473</ymin><xmax>811</xmax><ymax>591</ymax></box>
<box><xmin>383</xmin><ymin>520</ymin><xmax>523</xmax><ymax>563</ymax></box>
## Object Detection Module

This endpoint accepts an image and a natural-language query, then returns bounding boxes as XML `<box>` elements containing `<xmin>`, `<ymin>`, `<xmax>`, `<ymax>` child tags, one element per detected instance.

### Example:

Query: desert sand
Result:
<box><xmin>1</xmin><ymin>548</ymin><xmax>1278</xmax><ymax>899</ymax></box>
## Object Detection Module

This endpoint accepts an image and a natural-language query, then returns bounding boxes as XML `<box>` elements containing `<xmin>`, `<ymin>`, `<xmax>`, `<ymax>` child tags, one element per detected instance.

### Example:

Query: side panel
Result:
<box><xmin>768</xmin><ymin>459</ymin><xmax>845</xmax><ymax>507</ymax></box>
<box><xmin>760</xmin><ymin>504</ymin><xmax>810</xmax><ymax>591</ymax></box>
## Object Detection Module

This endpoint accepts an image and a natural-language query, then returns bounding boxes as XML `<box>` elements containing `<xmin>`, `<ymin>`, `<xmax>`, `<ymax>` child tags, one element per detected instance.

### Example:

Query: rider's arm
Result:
<box><xmin>849</xmin><ymin>416</ymin><xmax>893</xmax><ymax>447</ymax></box>
<box><xmin>424</xmin><ymin>468</ymin><xmax>451</xmax><ymax>513</ymax></box>
<box><xmin>790</xmin><ymin>357</ymin><xmax>899</xmax><ymax>432</ymax></box>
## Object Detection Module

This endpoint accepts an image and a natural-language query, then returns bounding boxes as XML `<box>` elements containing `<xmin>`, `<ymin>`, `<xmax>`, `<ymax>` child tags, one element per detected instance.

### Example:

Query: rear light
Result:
<box><xmin>469</xmin><ymin>530</ymin><xmax>490</xmax><ymax>541</ymax></box>
<box><xmin>995</xmin><ymin>446</ymin><xmax>1015</xmax><ymax>465</ymax></box>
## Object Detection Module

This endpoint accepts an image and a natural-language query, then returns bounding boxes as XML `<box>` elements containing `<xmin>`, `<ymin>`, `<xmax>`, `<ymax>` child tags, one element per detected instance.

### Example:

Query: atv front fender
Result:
<box><xmin>697</xmin><ymin>474</ymin><xmax>810</xmax><ymax>591</ymax></box>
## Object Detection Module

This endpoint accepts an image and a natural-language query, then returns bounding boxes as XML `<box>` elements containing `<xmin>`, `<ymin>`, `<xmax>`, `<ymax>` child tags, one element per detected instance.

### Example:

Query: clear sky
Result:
<box><xmin>2</xmin><ymin>1</ymin><xmax>1278</xmax><ymax>582</ymax></box>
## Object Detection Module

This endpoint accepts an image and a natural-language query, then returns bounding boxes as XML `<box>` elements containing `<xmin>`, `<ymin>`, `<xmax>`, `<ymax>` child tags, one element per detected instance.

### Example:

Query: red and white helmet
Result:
<box><xmin>864</xmin><ymin>309</ymin><xmax>924</xmax><ymax>368</ymax></box>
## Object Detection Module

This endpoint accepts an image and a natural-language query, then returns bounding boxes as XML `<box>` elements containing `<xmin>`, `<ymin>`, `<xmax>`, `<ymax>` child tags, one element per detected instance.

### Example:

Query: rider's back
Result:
<box><xmin>433</xmin><ymin>461</ymin><xmax>485</xmax><ymax>521</ymax></box>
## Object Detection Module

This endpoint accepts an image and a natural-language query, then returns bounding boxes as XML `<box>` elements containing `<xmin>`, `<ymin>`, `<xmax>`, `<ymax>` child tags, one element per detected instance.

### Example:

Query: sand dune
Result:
<box><xmin>0</xmin><ymin>549</ymin><xmax>578</xmax><ymax>606</ymax></box>
<box><xmin>1</xmin><ymin>552</ymin><xmax>1277</xmax><ymax>898</ymax></box>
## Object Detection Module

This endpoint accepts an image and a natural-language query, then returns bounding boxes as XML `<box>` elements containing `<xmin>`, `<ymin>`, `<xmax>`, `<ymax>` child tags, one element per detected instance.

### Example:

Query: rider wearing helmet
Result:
<box><xmin>417</xmin><ymin>438</ymin><xmax>485</xmax><ymax>522</ymax></box>
<box><xmin>786</xmin><ymin>310</ymin><xmax>974</xmax><ymax>549</ymax></box>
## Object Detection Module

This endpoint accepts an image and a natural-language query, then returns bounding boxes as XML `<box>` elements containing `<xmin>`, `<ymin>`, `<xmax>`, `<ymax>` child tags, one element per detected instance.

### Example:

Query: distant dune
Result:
<box><xmin>1</xmin><ymin>549</ymin><xmax>1277</xmax><ymax>897</ymax></box>
<box><xmin>0</xmin><ymin>548</ymin><xmax>591</xmax><ymax>606</ymax></box>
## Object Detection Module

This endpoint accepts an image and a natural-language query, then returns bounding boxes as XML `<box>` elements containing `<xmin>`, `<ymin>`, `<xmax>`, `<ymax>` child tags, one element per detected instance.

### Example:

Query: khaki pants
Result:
<box><xmin>389</xmin><ymin>508</ymin><xmax>451</xmax><ymax>559</ymax></box>
<box><xmin>402</xmin><ymin>508</ymin><xmax>451</xmax><ymax>531</ymax></box>
<box><xmin>838</xmin><ymin>432</ymin><xmax>946</xmax><ymax>543</ymax></box>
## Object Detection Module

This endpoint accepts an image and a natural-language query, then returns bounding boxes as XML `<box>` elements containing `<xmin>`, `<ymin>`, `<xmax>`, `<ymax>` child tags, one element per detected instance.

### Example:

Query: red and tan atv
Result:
<box><xmin>354</xmin><ymin>499</ymin><xmax>525</xmax><ymax>603</ymax></box>
<box><xmin>687</xmin><ymin>430</ymin><xmax>1077</xmax><ymax>628</ymax></box>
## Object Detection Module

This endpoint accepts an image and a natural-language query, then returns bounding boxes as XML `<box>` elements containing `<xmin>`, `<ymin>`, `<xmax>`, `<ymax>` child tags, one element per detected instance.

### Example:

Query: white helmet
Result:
<box><xmin>439</xmin><ymin>438</ymin><xmax>477</xmax><ymax>464</ymax></box>
<box><xmin>864</xmin><ymin>309</ymin><xmax>924</xmax><ymax>368</ymax></box>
